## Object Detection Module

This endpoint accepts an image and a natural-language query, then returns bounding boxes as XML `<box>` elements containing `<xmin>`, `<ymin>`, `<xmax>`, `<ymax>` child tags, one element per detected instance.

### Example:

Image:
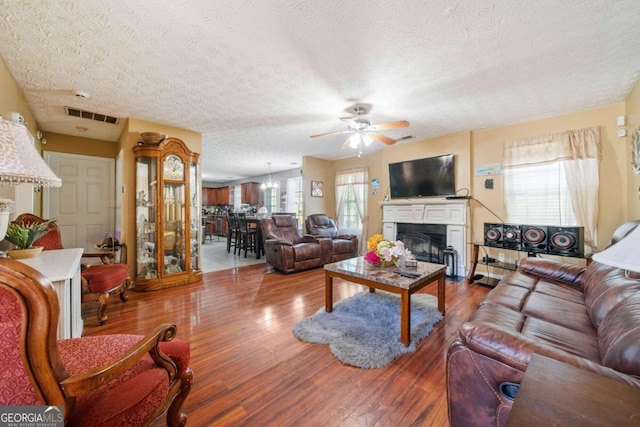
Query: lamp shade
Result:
<box><xmin>592</xmin><ymin>225</ymin><xmax>640</xmax><ymax>273</ymax></box>
<box><xmin>0</xmin><ymin>119</ymin><xmax>62</xmax><ymax>187</ymax></box>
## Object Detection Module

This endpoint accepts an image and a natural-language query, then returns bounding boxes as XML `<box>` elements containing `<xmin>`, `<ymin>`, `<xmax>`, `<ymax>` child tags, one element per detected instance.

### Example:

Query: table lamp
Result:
<box><xmin>591</xmin><ymin>225</ymin><xmax>640</xmax><ymax>275</ymax></box>
<box><xmin>0</xmin><ymin>117</ymin><xmax>62</xmax><ymax>240</ymax></box>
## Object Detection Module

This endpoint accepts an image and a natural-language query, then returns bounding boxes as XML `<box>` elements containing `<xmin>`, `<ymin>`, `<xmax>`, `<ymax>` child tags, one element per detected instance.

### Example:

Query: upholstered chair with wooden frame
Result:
<box><xmin>13</xmin><ymin>213</ymin><xmax>130</xmax><ymax>325</ymax></box>
<box><xmin>0</xmin><ymin>258</ymin><xmax>192</xmax><ymax>426</ymax></box>
<box><xmin>305</xmin><ymin>213</ymin><xmax>359</xmax><ymax>262</ymax></box>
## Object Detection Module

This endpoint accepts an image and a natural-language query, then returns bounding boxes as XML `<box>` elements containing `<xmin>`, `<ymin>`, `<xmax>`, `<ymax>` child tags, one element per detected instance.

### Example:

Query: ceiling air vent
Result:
<box><xmin>64</xmin><ymin>106</ymin><xmax>120</xmax><ymax>125</ymax></box>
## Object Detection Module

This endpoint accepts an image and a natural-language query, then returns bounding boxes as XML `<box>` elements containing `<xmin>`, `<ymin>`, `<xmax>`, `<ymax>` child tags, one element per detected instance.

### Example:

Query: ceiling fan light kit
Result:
<box><xmin>310</xmin><ymin>105</ymin><xmax>410</xmax><ymax>153</ymax></box>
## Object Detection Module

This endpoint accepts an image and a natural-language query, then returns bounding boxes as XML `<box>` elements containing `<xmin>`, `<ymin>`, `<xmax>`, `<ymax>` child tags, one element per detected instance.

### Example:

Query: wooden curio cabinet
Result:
<box><xmin>133</xmin><ymin>137</ymin><xmax>202</xmax><ymax>291</ymax></box>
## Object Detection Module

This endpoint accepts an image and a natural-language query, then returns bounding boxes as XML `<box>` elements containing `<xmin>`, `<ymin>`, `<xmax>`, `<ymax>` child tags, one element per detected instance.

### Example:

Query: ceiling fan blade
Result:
<box><xmin>367</xmin><ymin>120</ymin><xmax>410</xmax><ymax>131</ymax></box>
<box><xmin>310</xmin><ymin>129</ymin><xmax>354</xmax><ymax>139</ymax></box>
<box><xmin>339</xmin><ymin>117</ymin><xmax>359</xmax><ymax>128</ymax></box>
<box><xmin>369</xmin><ymin>132</ymin><xmax>396</xmax><ymax>145</ymax></box>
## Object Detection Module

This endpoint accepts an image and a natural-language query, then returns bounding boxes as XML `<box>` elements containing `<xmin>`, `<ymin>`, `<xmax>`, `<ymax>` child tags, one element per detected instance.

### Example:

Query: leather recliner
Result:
<box><xmin>305</xmin><ymin>214</ymin><xmax>358</xmax><ymax>262</ymax></box>
<box><xmin>261</xmin><ymin>215</ymin><xmax>332</xmax><ymax>273</ymax></box>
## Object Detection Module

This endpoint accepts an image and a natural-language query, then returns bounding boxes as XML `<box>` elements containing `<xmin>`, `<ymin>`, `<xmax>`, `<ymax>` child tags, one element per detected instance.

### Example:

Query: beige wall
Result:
<box><xmin>0</xmin><ymin>57</ymin><xmax>41</xmax><ymax>214</ymax></box>
<box><xmin>626</xmin><ymin>80</ymin><xmax>640</xmax><ymax>219</ymax></box>
<box><xmin>302</xmin><ymin>156</ymin><xmax>333</xmax><ymax>224</ymax></box>
<box><xmin>0</xmin><ymin>57</ymin><xmax>37</xmax><ymax>135</ymax></box>
<box><xmin>473</xmin><ymin>102</ymin><xmax>626</xmax><ymax>250</ymax></box>
<box><xmin>322</xmin><ymin>132</ymin><xmax>472</xmax><ymax>237</ymax></box>
<box><xmin>42</xmin><ymin>131</ymin><xmax>119</xmax><ymax>158</ymax></box>
<box><xmin>307</xmin><ymin>101</ymin><xmax>630</xmax><ymax>262</ymax></box>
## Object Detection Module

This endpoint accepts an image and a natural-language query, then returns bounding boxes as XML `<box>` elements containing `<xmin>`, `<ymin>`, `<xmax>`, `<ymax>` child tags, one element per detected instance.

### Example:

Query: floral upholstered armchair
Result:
<box><xmin>0</xmin><ymin>258</ymin><xmax>193</xmax><ymax>426</ymax></box>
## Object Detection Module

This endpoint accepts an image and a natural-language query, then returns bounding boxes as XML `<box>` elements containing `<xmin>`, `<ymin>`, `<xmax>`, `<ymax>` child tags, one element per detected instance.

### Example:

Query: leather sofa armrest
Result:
<box><xmin>459</xmin><ymin>320</ymin><xmax>640</xmax><ymax>389</ymax></box>
<box><xmin>518</xmin><ymin>257</ymin><xmax>586</xmax><ymax>287</ymax></box>
<box><xmin>265</xmin><ymin>238</ymin><xmax>293</xmax><ymax>246</ymax></box>
<box><xmin>337</xmin><ymin>234</ymin><xmax>357</xmax><ymax>240</ymax></box>
<box><xmin>300</xmin><ymin>235</ymin><xmax>326</xmax><ymax>244</ymax></box>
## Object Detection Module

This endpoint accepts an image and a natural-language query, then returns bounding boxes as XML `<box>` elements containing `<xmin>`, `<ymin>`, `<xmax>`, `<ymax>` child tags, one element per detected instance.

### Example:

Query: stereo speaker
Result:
<box><xmin>521</xmin><ymin>225</ymin><xmax>548</xmax><ymax>253</ymax></box>
<box><xmin>502</xmin><ymin>224</ymin><xmax>522</xmax><ymax>250</ymax></box>
<box><xmin>548</xmin><ymin>226</ymin><xmax>584</xmax><ymax>256</ymax></box>
<box><xmin>483</xmin><ymin>223</ymin><xmax>504</xmax><ymax>247</ymax></box>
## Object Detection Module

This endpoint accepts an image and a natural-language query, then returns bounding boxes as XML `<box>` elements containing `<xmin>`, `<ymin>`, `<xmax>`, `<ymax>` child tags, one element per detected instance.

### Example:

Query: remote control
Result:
<box><xmin>395</xmin><ymin>271</ymin><xmax>421</xmax><ymax>279</ymax></box>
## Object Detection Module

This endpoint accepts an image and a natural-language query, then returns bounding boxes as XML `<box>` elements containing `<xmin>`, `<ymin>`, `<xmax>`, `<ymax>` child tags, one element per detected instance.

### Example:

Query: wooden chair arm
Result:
<box><xmin>83</xmin><ymin>252</ymin><xmax>115</xmax><ymax>261</ymax></box>
<box><xmin>61</xmin><ymin>323</ymin><xmax>178</xmax><ymax>396</ymax></box>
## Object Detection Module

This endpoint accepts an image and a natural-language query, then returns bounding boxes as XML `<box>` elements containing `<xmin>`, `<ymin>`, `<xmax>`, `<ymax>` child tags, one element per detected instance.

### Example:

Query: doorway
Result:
<box><xmin>43</xmin><ymin>152</ymin><xmax>115</xmax><ymax>251</ymax></box>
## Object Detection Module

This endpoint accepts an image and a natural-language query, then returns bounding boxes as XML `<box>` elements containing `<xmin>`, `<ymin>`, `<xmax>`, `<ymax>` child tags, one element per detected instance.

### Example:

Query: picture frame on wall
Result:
<box><xmin>311</xmin><ymin>180</ymin><xmax>323</xmax><ymax>197</ymax></box>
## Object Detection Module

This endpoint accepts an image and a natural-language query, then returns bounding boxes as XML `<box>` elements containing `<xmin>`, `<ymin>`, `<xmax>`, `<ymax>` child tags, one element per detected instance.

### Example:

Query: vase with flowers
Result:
<box><xmin>364</xmin><ymin>233</ymin><xmax>411</xmax><ymax>267</ymax></box>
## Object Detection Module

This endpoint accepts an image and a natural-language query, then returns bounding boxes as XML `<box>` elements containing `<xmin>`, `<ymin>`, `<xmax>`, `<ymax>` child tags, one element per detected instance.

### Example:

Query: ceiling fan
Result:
<box><xmin>310</xmin><ymin>105</ymin><xmax>410</xmax><ymax>151</ymax></box>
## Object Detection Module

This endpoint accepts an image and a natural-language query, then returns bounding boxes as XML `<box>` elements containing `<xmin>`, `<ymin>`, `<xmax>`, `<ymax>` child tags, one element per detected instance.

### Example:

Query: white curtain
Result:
<box><xmin>286</xmin><ymin>176</ymin><xmax>303</xmax><ymax>229</ymax></box>
<box><xmin>335</xmin><ymin>167</ymin><xmax>368</xmax><ymax>254</ymax></box>
<box><xmin>503</xmin><ymin>126</ymin><xmax>601</xmax><ymax>251</ymax></box>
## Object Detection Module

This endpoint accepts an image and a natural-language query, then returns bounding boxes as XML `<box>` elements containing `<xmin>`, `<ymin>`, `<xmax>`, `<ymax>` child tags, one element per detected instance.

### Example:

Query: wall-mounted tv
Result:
<box><xmin>388</xmin><ymin>153</ymin><xmax>455</xmax><ymax>198</ymax></box>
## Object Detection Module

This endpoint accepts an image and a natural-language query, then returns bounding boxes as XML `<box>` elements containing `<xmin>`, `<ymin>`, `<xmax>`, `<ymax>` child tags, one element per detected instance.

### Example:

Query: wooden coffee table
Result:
<box><xmin>324</xmin><ymin>257</ymin><xmax>446</xmax><ymax>346</ymax></box>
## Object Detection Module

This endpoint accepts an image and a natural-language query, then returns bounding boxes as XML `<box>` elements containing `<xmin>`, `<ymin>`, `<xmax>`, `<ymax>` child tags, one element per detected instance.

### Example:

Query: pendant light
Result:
<box><xmin>261</xmin><ymin>162</ymin><xmax>279</xmax><ymax>189</ymax></box>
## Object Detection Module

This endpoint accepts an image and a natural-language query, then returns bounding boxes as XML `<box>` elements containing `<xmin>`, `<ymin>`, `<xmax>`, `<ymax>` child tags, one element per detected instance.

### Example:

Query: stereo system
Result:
<box><xmin>483</xmin><ymin>223</ymin><xmax>584</xmax><ymax>257</ymax></box>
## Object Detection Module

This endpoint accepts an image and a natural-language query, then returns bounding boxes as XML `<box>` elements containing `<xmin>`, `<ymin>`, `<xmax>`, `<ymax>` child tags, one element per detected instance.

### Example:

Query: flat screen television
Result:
<box><xmin>388</xmin><ymin>154</ymin><xmax>455</xmax><ymax>198</ymax></box>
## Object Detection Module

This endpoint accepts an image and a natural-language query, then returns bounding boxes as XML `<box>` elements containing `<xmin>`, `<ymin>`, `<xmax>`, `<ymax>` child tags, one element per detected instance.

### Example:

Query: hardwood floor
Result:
<box><xmin>83</xmin><ymin>264</ymin><xmax>490</xmax><ymax>427</ymax></box>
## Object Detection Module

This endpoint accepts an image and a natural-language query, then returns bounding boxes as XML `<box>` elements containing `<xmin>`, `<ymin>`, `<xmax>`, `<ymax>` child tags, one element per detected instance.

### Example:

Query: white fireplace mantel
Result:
<box><xmin>381</xmin><ymin>199</ymin><xmax>468</xmax><ymax>277</ymax></box>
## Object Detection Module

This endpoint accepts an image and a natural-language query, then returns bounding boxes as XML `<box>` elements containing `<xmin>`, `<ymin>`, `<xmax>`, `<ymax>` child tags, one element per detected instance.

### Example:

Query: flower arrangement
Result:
<box><xmin>364</xmin><ymin>233</ymin><xmax>411</xmax><ymax>267</ymax></box>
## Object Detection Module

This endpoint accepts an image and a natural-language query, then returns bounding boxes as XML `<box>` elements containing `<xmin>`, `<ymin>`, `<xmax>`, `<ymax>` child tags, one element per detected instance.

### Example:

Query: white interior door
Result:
<box><xmin>44</xmin><ymin>152</ymin><xmax>115</xmax><ymax>251</ymax></box>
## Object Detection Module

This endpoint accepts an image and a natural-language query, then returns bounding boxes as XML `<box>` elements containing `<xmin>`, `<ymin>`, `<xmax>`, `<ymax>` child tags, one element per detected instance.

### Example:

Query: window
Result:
<box><xmin>504</xmin><ymin>163</ymin><xmax>577</xmax><ymax>225</ymax></box>
<box><xmin>338</xmin><ymin>186</ymin><xmax>360</xmax><ymax>231</ymax></box>
<box><xmin>335</xmin><ymin>167</ymin><xmax>368</xmax><ymax>254</ymax></box>
<box><xmin>503</xmin><ymin>127</ymin><xmax>601</xmax><ymax>251</ymax></box>
<box><xmin>233</xmin><ymin>184</ymin><xmax>241</xmax><ymax>208</ymax></box>
<box><xmin>264</xmin><ymin>187</ymin><xmax>277</xmax><ymax>214</ymax></box>
<box><xmin>286</xmin><ymin>176</ymin><xmax>304</xmax><ymax>229</ymax></box>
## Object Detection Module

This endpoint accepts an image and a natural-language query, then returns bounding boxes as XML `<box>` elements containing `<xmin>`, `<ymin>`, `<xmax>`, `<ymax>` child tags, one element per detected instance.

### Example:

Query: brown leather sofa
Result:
<box><xmin>261</xmin><ymin>215</ymin><xmax>332</xmax><ymax>273</ymax></box>
<box><xmin>305</xmin><ymin>214</ymin><xmax>358</xmax><ymax>262</ymax></box>
<box><xmin>447</xmin><ymin>256</ymin><xmax>640</xmax><ymax>426</ymax></box>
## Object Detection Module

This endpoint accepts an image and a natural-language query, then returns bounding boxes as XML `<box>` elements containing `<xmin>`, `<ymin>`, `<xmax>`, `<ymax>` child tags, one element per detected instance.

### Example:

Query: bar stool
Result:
<box><xmin>226</xmin><ymin>211</ymin><xmax>240</xmax><ymax>254</ymax></box>
<box><xmin>236</xmin><ymin>212</ymin><xmax>257</xmax><ymax>257</ymax></box>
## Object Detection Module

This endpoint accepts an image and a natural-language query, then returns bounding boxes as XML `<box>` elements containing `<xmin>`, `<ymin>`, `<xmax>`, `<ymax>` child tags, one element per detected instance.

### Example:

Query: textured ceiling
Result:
<box><xmin>1</xmin><ymin>0</ymin><xmax>639</xmax><ymax>182</ymax></box>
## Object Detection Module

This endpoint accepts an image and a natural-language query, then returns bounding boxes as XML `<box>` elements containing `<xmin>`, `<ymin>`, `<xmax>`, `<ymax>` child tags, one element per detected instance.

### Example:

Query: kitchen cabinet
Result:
<box><xmin>133</xmin><ymin>137</ymin><xmax>202</xmax><ymax>291</ymax></box>
<box><xmin>216</xmin><ymin>186</ymin><xmax>230</xmax><ymax>205</ymax></box>
<box><xmin>202</xmin><ymin>187</ymin><xmax>215</xmax><ymax>206</ymax></box>
<box><xmin>241</xmin><ymin>182</ymin><xmax>261</xmax><ymax>205</ymax></box>
<box><xmin>202</xmin><ymin>186</ymin><xmax>230</xmax><ymax>206</ymax></box>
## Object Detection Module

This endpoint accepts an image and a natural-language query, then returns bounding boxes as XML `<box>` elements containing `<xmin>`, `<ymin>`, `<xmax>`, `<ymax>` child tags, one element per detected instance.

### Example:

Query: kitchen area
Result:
<box><xmin>200</xmin><ymin>182</ymin><xmax>267</xmax><ymax>272</ymax></box>
<box><xmin>201</xmin><ymin>182</ymin><xmax>261</xmax><ymax>242</ymax></box>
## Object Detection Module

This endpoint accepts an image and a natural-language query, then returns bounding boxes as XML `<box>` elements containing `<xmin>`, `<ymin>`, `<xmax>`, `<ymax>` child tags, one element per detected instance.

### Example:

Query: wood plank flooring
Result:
<box><xmin>82</xmin><ymin>264</ymin><xmax>490</xmax><ymax>427</ymax></box>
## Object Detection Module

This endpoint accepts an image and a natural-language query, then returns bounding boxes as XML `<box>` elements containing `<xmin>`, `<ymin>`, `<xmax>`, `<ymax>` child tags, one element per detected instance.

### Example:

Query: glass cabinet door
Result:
<box><xmin>189</xmin><ymin>160</ymin><xmax>201</xmax><ymax>272</ymax></box>
<box><xmin>136</xmin><ymin>156</ymin><xmax>158</xmax><ymax>279</ymax></box>
<box><xmin>163</xmin><ymin>154</ymin><xmax>186</xmax><ymax>276</ymax></box>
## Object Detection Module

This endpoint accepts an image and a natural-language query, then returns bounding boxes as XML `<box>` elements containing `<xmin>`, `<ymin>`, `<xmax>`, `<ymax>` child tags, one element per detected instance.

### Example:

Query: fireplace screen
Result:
<box><xmin>396</xmin><ymin>223</ymin><xmax>446</xmax><ymax>264</ymax></box>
